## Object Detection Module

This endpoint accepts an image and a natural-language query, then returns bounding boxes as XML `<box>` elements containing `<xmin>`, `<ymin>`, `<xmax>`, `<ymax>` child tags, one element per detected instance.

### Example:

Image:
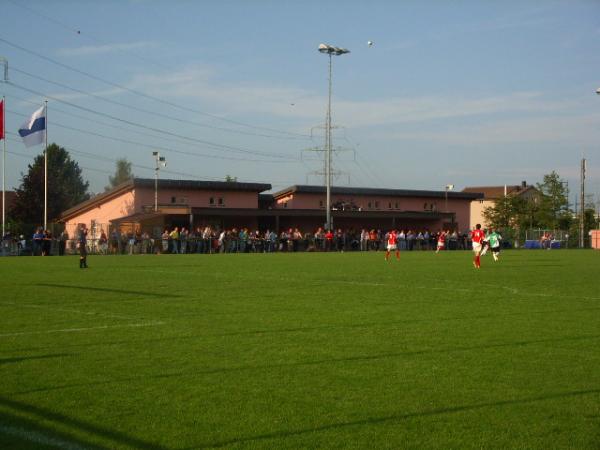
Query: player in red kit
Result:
<box><xmin>471</xmin><ymin>224</ymin><xmax>485</xmax><ymax>268</ymax></box>
<box><xmin>435</xmin><ymin>230</ymin><xmax>446</xmax><ymax>253</ymax></box>
<box><xmin>385</xmin><ymin>229</ymin><xmax>400</xmax><ymax>261</ymax></box>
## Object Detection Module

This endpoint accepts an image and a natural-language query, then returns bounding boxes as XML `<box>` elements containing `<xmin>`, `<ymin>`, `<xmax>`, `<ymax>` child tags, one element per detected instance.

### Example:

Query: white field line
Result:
<box><xmin>0</xmin><ymin>301</ymin><xmax>138</xmax><ymax>320</ymax></box>
<box><xmin>0</xmin><ymin>424</ymin><xmax>86</xmax><ymax>450</ymax></box>
<box><xmin>325</xmin><ymin>281</ymin><xmax>386</xmax><ymax>287</ymax></box>
<box><xmin>0</xmin><ymin>321</ymin><xmax>165</xmax><ymax>337</ymax></box>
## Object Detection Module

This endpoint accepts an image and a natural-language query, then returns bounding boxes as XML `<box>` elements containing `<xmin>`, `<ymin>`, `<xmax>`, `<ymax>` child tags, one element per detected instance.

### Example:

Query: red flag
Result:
<box><xmin>0</xmin><ymin>99</ymin><xmax>4</xmax><ymax>140</ymax></box>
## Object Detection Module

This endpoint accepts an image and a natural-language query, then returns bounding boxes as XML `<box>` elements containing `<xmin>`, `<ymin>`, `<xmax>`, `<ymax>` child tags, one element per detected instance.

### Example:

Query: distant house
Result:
<box><xmin>60</xmin><ymin>178</ymin><xmax>271</xmax><ymax>239</ymax></box>
<box><xmin>60</xmin><ymin>178</ymin><xmax>483</xmax><ymax>239</ymax></box>
<box><xmin>269</xmin><ymin>185</ymin><xmax>481</xmax><ymax>232</ymax></box>
<box><xmin>462</xmin><ymin>181</ymin><xmax>538</xmax><ymax>229</ymax></box>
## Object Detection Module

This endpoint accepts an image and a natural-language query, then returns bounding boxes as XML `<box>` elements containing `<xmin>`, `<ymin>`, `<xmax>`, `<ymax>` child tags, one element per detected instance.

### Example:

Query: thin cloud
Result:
<box><xmin>131</xmin><ymin>67</ymin><xmax>582</xmax><ymax>128</ymax></box>
<box><xmin>57</xmin><ymin>41</ymin><xmax>153</xmax><ymax>57</ymax></box>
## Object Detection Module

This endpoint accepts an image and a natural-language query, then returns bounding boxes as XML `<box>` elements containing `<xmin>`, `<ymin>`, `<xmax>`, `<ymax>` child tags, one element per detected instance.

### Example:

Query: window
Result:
<box><xmin>171</xmin><ymin>196</ymin><xmax>176</xmax><ymax>204</ymax></box>
<box><xmin>424</xmin><ymin>202</ymin><xmax>428</xmax><ymax>210</ymax></box>
<box><xmin>388</xmin><ymin>202</ymin><xmax>392</xmax><ymax>209</ymax></box>
<box><xmin>375</xmin><ymin>201</ymin><xmax>379</xmax><ymax>209</ymax></box>
<box><xmin>395</xmin><ymin>202</ymin><xmax>399</xmax><ymax>209</ymax></box>
<box><xmin>368</xmin><ymin>202</ymin><xmax>372</xmax><ymax>208</ymax></box>
<box><xmin>209</xmin><ymin>197</ymin><xmax>215</xmax><ymax>205</ymax></box>
<box><xmin>284</xmin><ymin>202</ymin><xmax>288</xmax><ymax>208</ymax></box>
<box><xmin>319</xmin><ymin>200</ymin><xmax>324</xmax><ymax>207</ymax></box>
<box><xmin>218</xmin><ymin>197</ymin><xmax>224</xmax><ymax>206</ymax></box>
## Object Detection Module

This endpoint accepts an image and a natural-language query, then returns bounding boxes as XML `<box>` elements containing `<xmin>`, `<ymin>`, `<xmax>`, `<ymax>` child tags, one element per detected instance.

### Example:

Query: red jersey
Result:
<box><xmin>387</xmin><ymin>232</ymin><xmax>397</xmax><ymax>246</ymax></box>
<box><xmin>438</xmin><ymin>233</ymin><xmax>446</xmax><ymax>243</ymax></box>
<box><xmin>471</xmin><ymin>229</ymin><xmax>485</xmax><ymax>244</ymax></box>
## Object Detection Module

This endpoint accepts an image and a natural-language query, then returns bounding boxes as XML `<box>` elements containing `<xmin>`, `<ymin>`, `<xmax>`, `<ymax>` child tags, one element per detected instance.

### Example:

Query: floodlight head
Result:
<box><xmin>446</xmin><ymin>184</ymin><xmax>455</xmax><ymax>191</ymax></box>
<box><xmin>596</xmin><ymin>88</ymin><xmax>600</xmax><ymax>95</ymax></box>
<box><xmin>152</xmin><ymin>151</ymin><xmax>159</xmax><ymax>156</ymax></box>
<box><xmin>318</xmin><ymin>43</ymin><xmax>350</xmax><ymax>55</ymax></box>
<box><xmin>318</xmin><ymin>43</ymin><xmax>331</xmax><ymax>53</ymax></box>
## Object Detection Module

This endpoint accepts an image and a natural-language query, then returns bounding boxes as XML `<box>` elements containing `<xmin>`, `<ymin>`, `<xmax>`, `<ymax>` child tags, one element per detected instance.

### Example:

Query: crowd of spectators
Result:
<box><xmin>2</xmin><ymin>226</ymin><xmax>476</xmax><ymax>256</ymax></box>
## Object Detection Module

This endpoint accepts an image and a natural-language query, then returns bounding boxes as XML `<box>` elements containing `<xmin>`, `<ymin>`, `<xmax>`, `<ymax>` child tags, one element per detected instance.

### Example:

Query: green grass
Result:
<box><xmin>1</xmin><ymin>250</ymin><xmax>599</xmax><ymax>449</ymax></box>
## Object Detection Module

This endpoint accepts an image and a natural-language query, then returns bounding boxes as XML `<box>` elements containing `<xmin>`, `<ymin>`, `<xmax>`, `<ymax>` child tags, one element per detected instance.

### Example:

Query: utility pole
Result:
<box><xmin>579</xmin><ymin>158</ymin><xmax>586</xmax><ymax>248</ymax></box>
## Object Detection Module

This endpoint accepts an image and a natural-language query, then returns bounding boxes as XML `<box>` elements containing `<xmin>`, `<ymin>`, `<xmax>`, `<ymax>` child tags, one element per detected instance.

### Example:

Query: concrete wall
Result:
<box><xmin>591</xmin><ymin>230</ymin><xmax>600</xmax><ymax>250</ymax></box>
<box><xmin>134</xmin><ymin>187</ymin><xmax>259</xmax><ymax>210</ymax></box>
<box><xmin>63</xmin><ymin>190</ymin><xmax>135</xmax><ymax>239</ymax></box>
<box><xmin>275</xmin><ymin>193</ymin><xmax>472</xmax><ymax>231</ymax></box>
<box><xmin>470</xmin><ymin>199</ymin><xmax>494</xmax><ymax>229</ymax></box>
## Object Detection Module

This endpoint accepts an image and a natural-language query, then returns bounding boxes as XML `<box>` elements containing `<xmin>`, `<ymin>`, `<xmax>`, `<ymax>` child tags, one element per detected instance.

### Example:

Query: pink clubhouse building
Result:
<box><xmin>60</xmin><ymin>178</ymin><xmax>483</xmax><ymax>238</ymax></box>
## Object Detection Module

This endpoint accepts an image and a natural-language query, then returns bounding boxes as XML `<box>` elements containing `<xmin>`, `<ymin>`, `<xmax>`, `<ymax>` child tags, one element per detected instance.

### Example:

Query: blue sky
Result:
<box><xmin>1</xmin><ymin>0</ymin><xmax>599</xmax><ymax>207</ymax></box>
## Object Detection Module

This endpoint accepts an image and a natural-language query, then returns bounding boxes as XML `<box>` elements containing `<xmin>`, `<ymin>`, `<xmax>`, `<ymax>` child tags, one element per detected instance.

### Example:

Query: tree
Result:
<box><xmin>483</xmin><ymin>195</ymin><xmax>526</xmax><ymax>230</ymax></box>
<box><xmin>105</xmin><ymin>158</ymin><xmax>134</xmax><ymax>191</ymax></box>
<box><xmin>10</xmin><ymin>144</ymin><xmax>90</xmax><ymax>225</ymax></box>
<box><xmin>535</xmin><ymin>171</ymin><xmax>570</xmax><ymax>230</ymax></box>
<box><xmin>225</xmin><ymin>175</ymin><xmax>238</xmax><ymax>182</ymax></box>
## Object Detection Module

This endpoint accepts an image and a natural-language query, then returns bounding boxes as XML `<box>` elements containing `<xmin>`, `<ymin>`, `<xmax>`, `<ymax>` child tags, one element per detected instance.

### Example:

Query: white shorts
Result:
<box><xmin>387</xmin><ymin>244</ymin><xmax>397</xmax><ymax>251</ymax></box>
<box><xmin>472</xmin><ymin>242</ymin><xmax>482</xmax><ymax>253</ymax></box>
<box><xmin>437</xmin><ymin>241</ymin><xmax>444</xmax><ymax>248</ymax></box>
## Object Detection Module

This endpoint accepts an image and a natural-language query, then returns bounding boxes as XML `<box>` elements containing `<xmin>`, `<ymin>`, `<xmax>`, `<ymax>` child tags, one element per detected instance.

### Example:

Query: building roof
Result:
<box><xmin>462</xmin><ymin>184</ymin><xmax>535</xmax><ymax>199</ymax></box>
<box><xmin>132</xmin><ymin>178</ymin><xmax>271</xmax><ymax>193</ymax></box>
<box><xmin>272</xmin><ymin>185</ymin><xmax>483</xmax><ymax>200</ymax></box>
<box><xmin>61</xmin><ymin>178</ymin><xmax>272</xmax><ymax>221</ymax></box>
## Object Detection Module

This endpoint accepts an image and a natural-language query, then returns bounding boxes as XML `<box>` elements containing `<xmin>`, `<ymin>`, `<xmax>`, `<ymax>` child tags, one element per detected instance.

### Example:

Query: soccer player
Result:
<box><xmin>78</xmin><ymin>224</ymin><xmax>88</xmax><ymax>269</ymax></box>
<box><xmin>435</xmin><ymin>229</ymin><xmax>446</xmax><ymax>253</ymax></box>
<box><xmin>487</xmin><ymin>228</ymin><xmax>502</xmax><ymax>261</ymax></box>
<box><xmin>385</xmin><ymin>229</ymin><xmax>400</xmax><ymax>261</ymax></box>
<box><xmin>471</xmin><ymin>224</ymin><xmax>485</xmax><ymax>268</ymax></box>
<box><xmin>480</xmin><ymin>229</ymin><xmax>490</xmax><ymax>256</ymax></box>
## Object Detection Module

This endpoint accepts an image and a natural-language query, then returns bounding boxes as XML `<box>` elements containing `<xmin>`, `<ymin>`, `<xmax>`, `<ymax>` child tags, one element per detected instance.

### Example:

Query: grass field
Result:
<box><xmin>1</xmin><ymin>250</ymin><xmax>599</xmax><ymax>449</ymax></box>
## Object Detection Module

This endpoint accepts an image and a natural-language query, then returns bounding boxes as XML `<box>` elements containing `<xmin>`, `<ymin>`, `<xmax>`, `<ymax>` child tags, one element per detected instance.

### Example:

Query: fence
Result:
<box><xmin>2</xmin><ymin>227</ymin><xmax>595</xmax><ymax>256</ymax></box>
<box><xmin>2</xmin><ymin>234</ymin><xmax>469</xmax><ymax>256</ymax></box>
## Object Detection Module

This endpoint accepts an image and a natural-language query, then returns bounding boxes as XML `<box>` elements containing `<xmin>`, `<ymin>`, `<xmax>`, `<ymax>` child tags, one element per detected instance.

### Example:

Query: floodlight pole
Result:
<box><xmin>319</xmin><ymin>43</ymin><xmax>349</xmax><ymax>231</ymax></box>
<box><xmin>326</xmin><ymin>51</ymin><xmax>333</xmax><ymax>232</ymax></box>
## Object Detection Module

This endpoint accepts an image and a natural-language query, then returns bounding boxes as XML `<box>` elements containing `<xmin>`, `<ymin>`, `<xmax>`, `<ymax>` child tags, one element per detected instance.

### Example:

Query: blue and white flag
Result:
<box><xmin>18</xmin><ymin>105</ymin><xmax>46</xmax><ymax>147</ymax></box>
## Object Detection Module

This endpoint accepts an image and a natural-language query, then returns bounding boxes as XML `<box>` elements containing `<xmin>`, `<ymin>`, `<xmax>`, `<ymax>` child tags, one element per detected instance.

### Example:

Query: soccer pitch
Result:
<box><xmin>1</xmin><ymin>250</ymin><xmax>599</xmax><ymax>449</ymax></box>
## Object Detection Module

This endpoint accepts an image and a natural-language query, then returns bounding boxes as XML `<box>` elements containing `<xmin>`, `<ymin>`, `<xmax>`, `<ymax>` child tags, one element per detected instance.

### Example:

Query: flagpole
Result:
<box><xmin>44</xmin><ymin>100</ymin><xmax>47</xmax><ymax>230</ymax></box>
<box><xmin>2</xmin><ymin>95</ymin><xmax>5</xmax><ymax>241</ymax></box>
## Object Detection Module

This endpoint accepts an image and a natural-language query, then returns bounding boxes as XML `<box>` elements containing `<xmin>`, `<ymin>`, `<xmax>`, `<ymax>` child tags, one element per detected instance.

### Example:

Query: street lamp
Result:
<box><xmin>444</xmin><ymin>184</ymin><xmax>454</xmax><ymax>227</ymax></box>
<box><xmin>318</xmin><ymin>43</ymin><xmax>350</xmax><ymax>231</ymax></box>
<box><xmin>444</xmin><ymin>184</ymin><xmax>454</xmax><ymax>212</ymax></box>
<box><xmin>153</xmin><ymin>151</ymin><xmax>166</xmax><ymax>212</ymax></box>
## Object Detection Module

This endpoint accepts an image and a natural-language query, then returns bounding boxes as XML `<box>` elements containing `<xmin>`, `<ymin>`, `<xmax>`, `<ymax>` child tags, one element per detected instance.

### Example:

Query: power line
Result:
<box><xmin>5</xmin><ymin>0</ymin><xmax>172</xmax><ymax>71</ymax></box>
<box><xmin>6</xmin><ymin>92</ymin><xmax>263</xmax><ymax>153</ymax></box>
<box><xmin>4</xmin><ymin>135</ymin><xmax>300</xmax><ymax>188</ymax></box>
<box><xmin>11</xmin><ymin>66</ymin><xmax>308</xmax><ymax>141</ymax></box>
<box><xmin>0</xmin><ymin>35</ymin><xmax>310</xmax><ymax>138</ymax></box>
<box><xmin>7</xmin><ymin>81</ymin><xmax>298</xmax><ymax>160</ymax></box>
<box><xmin>6</xmin><ymin>109</ymin><xmax>297</xmax><ymax>164</ymax></box>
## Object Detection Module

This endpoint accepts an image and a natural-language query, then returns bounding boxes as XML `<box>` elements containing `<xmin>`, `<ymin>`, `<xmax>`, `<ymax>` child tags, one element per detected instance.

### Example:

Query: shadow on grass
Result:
<box><xmin>36</xmin><ymin>283</ymin><xmax>182</xmax><ymax>298</ymax></box>
<box><xmin>0</xmin><ymin>396</ymin><xmax>167</xmax><ymax>449</ymax></box>
<box><xmin>183</xmin><ymin>388</ymin><xmax>600</xmax><ymax>449</ymax></box>
<box><xmin>0</xmin><ymin>353</ymin><xmax>71</xmax><ymax>366</ymax></box>
<box><xmin>11</xmin><ymin>333</ymin><xmax>600</xmax><ymax>396</ymax></box>
<box><xmin>0</xmin><ymin>409</ymin><xmax>104</xmax><ymax>450</ymax></box>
